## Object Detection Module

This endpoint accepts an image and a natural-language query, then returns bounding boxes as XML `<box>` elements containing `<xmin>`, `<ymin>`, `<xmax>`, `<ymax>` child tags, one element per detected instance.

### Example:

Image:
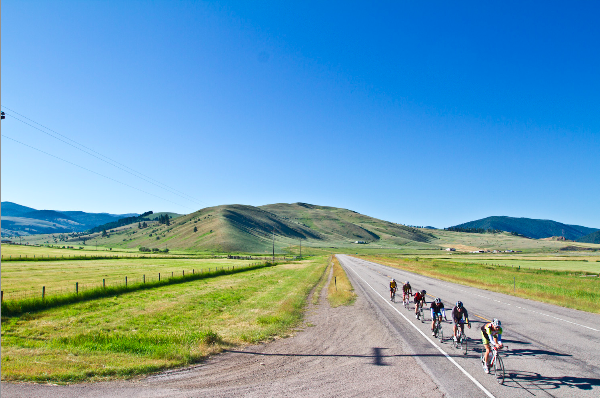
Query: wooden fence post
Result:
<box><xmin>183</xmin><ymin>270</ymin><xmax>185</xmax><ymax>277</ymax></box>
<box><xmin>76</xmin><ymin>282</ymin><xmax>79</xmax><ymax>295</ymax></box>
<box><xmin>143</xmin><ymin>275</ymin><xmax>145</xmax><ymax>284</ymax></box>
<box><xmin>159</xmin><ymin>272</ymin><xmax>161</xmax><ymax>281</ymax></box>
<box><xmin>43</xmin><ymin>286</ymin><xmax>45</xmax><ymax>299</ymax></box>
<box><xmin>125</xmin><ymin>276</ymin><xmax>128</xmax><ymax>287</ymax></box>
<box><xmin>103</xmin><ymin>279</ymin><xmax>106</xmax><ymax>288</ymax></box>
<box><xmin>1</xmin><ymin>291</ymin><xmax>3</xmax><ymax>302</ymax></box>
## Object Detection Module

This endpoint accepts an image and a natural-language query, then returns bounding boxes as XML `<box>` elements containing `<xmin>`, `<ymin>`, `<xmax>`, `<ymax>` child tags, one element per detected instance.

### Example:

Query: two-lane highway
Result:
<box><xmin>337</xmin><ymin>254</ymin><xmax>600</xmax><ymax>398</ymax></box>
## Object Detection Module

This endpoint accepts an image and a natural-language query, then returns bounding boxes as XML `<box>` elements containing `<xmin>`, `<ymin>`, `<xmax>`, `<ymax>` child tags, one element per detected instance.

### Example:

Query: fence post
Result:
<box><xmin>125</xmin><ymin>276</ymin><xmax>128</xmax><ymax>287</ymax></box>
<box><xmin>76</xmin><ymin>282</ymin><xmax>79</xmax><ymax>295</ymax></box>
<box><xmin>183</xmin><ymin>270</ymin><xmax>185</xmax><ymax>277</ymax></box>
<box><xmin>43</xmin><ymin>286</ymin><xmax>45</xmax><ymax>299</ymax></box>
<box><xmin>193</xmin><ymin>269</ymin><xmax>195</xmax><ymax>274</ymax></box>
<box><xmin>159</xmin><ymin>272</ymin><xmax>161</xmax><ymax>281</ymax></box>
<box><xmin>103</xmin><ymin>279</ymin><xmax>106</xmax><ymax>289</ymax></box>
<box><xmin>172</xmin><ymin>272</ymin><xmax>173</xmax><ymax>278</ymax></box>
<box><xmin>143</xmin><ymin>275</ymin><xmax>145</xmax><ymax>284</ymax></box>
<box><xmin>1</xmin><ymin>291</ymin><xmax>3</xmax><ymax>302</ymax></box>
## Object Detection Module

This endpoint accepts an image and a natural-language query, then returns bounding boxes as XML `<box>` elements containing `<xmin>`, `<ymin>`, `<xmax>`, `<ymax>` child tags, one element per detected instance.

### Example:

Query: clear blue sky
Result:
<box><xmin>2</xmin><ymin>1</ymin><xmax>599</xmax><ymax>228</ymax></box>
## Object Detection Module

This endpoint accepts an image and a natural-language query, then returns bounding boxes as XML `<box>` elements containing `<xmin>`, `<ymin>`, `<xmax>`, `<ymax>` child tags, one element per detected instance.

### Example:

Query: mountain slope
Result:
<box><xmin>57</xmin><ymin>203</ymin><xmax>435</xmax><ymax>253</ymax></box>
<box><xmin>450</xmin><ymin>216</ymin><xmax>597</xmax><ymax>240</ymax></box>
<box><xmin>0</xmin><ymin>202</ymin><xmax>139</xmax><ymax>236</ymax></box>
<box><xmin>577</xmin><ymin>230</ymin><xmax>600</xmax><ymax>244</ymax></box>
<box><xmin>1</xmin><ymin>202</ymin><xmax>37</xmax><ymax>217</ymax></box>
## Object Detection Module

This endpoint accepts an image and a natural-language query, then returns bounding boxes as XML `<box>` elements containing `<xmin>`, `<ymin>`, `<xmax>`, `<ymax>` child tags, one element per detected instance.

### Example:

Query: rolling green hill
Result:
<box><xmin>577</xmin><ymin>230</ymin><xmax>600</xmax><ymax>244</ymax></box>
<box><xmin>450</xmin><ymin>216</ymin><xmax>597</xmax><ymax>240</ymax></box>
<box><xmin>34</xmin><ymin>203</ymin><xmax>435</xmax><ymax>253</ymax></box>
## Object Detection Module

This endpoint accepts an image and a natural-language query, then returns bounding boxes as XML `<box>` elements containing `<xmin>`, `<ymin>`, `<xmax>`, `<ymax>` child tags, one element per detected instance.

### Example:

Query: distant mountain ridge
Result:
<box><xmin>450</xmin><ymin>216</ymin><xmax>597</xmax><ymax>240</ymax></box>
<box><xmin>1</xmin><ymin>201</ymin><xmax>138</xmax><ymax>236</ymax></box>
<box><xmin>577</xmin><ymin>230</ymin><xmax>600</xmax><ymax>244</ymax></box>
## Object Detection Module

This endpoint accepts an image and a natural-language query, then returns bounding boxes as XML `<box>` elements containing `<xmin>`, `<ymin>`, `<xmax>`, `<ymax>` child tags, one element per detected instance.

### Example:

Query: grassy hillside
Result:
<box><xmin>16</xmin><ymin>203</ymin><xmax>600</xmax><ymax>254</ymax></box>
<box><xmin>578</xmin><ymin>230</ymin><xmax>600</xmax><ymax>244</ymax></box>
<box><xmin>17</xmin><ymin>203</ymin><xmax>435</xmax><ymax>253</ymax></box>
<box><xmin>451</xmin><ymin>216</ymin><xmax>597</xmax><ymax>240</ymax></box>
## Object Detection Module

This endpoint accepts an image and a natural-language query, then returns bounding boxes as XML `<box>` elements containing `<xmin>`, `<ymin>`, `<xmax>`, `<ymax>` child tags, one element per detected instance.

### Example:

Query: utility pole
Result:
<box><xmin>299</xmin><ymin>238</ymin><xmax>302</xmax><ymax>259</ymax></box>
<box><xmin>272</xmin><ymin>229</ymin><xmax>275</xmax><ymax>263</ymax></box>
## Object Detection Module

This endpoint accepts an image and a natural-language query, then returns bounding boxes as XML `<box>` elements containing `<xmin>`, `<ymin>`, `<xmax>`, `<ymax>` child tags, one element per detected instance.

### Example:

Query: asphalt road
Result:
<box><xmin>337</xmin><ymin>254</ymin><xmax>600</xmax><ymax>398</ymax></box>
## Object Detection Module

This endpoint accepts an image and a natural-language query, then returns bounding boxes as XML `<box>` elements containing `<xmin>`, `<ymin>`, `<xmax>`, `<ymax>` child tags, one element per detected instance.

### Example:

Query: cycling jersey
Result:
<box><xmin>413</xmin><ymin>292</ymin><xmax>425</xmax><ymax>304</ymax></box>
<box><xmin>430</xmin><ymin>302</ymin><xmax>446</xmax><ymax>318</ymax></box>
<box><xmin>390</xmin><ymin>281</ymin><xmax>397</xmax><ymax>290</ymax></box>
<box><xmin>481</xmin><ymin>322</ymin><xmax>503</xmax><ymax>345</ymax></box>
<box><xmin>452</xmin><ymin>306</ymin><xmax>469</xmax><ymax>324</ymax></box>
<box><xmin>403</xmin><ymin>283</ymin><xmax>412</xmax><ymax>293</ymax></box>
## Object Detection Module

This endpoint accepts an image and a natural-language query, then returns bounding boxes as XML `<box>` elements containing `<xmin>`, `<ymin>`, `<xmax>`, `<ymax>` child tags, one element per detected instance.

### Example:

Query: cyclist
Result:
<box><xmin>389</xmin><ymin>278</ymin><xmax>397</xmax><ymax>301</ymax></box>
<box><xmin>430</xmin><ymin>298</ymin><xmax>447</xmax><ymax>336</ymax></box>
<box><xmin>481</xmin><ymin>318</ymin><xmax>503</xmax><ymax>374</ymax></box>
<box><xmin>452</xmin><ymin>301</ymin><xmax>471</xmax><ymax>342</ymax></box>
<box><xmin>402</xmin><ymin>281</ymin><xmax>412</xmax><ymax>304</ymax></box>
<box><xmin>414</xmin><ymin>289</ymin><xmax>426</xmax><ymax>318</ymax></box>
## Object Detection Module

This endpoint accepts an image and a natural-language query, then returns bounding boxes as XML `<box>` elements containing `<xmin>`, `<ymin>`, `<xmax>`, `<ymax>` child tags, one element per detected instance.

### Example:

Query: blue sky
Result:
<box><xmin>2</xmin><ymin>1</ymin><xmax>599</xmax><ymax>228</ymax></box>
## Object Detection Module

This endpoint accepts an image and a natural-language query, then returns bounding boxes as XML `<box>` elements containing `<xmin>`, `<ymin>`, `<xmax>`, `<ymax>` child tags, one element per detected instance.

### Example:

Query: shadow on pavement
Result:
<box><xmin>506</xmin><ymin>348</ymin><xmax>572</xmax><ymax>358</ymax></box>
<box><xmin>223</xmin><ymin>349</ymin><xmax>468</xmax><ymax>363</ymax></box>
<box><xmin>505</xmin><ymin>371</ymin><xmax>600</xmax><ymax>391</ymax></box>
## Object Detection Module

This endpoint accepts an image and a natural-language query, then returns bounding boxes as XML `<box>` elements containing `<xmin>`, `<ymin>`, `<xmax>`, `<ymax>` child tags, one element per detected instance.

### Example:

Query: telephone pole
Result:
<box><xmin>299</xmin><ymin>238</ymin><xmax>302</xmax><ymax>259</ymax></box>
<box><xmin>272</xmin><ymin>229</ymin><xmax>275</xmax><ymax>263</ymax></box>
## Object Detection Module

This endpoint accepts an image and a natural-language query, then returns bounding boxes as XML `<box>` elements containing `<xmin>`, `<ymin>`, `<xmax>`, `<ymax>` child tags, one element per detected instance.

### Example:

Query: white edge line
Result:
<box><xmin>342</xmin><ymin>257</ymin><xmax>496</xmax><ymax>398</ymax></box>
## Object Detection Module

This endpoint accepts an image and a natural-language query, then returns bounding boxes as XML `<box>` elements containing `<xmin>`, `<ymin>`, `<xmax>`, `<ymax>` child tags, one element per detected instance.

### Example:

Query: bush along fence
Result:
<box><xmin>1</xmin><ymin>261</ymin><xmax>277</xmax><ymax>317</ymax></box>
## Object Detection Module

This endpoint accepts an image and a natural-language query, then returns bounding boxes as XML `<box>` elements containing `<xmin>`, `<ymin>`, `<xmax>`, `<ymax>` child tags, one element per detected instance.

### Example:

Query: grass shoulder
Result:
<box><xmin>327</xmin><ymin>255</ymin><xmax>356</xmax><ymax>307</ymax></box>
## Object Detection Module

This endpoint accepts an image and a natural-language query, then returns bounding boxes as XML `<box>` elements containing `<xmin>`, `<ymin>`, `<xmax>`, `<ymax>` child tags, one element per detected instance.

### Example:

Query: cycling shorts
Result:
<box><xmin>414</xmin><ymin>297</ymin><xmax>423</xmax><ymax>304</ymax></box>
<box><xmin>481</xmin><ymin>331</ymin><xmax>491</xmax><ymax>345</ymax></box>
<box><xmin>432</xmin><ymin>311</ymin><xmax>442</xmax><ymax>319</ymax></box>
<box><xmin>454</xmin><ymin>319</ymin><xmax>467</xmax><ymax>325</ymax></box>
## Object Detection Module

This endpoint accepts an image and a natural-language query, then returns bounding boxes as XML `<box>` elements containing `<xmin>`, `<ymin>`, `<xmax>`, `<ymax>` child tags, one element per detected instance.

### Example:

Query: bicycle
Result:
<box><xmin>454</xmin><ymin>324</ymin><xmax>468</xmax><ymax>355</ymax></box>
<box><xmin>403</xmin><ymin>293</ymin><xmax>410</xmax><ymax>309</ymax></box>
<box><xmin>481</xmin><ymin>345</ymin><xmax>508</xmax><ymax>384</ymax></box>
<box><xmin>390</xmin><ymin>288</ymin><xmax>396</xmax><ymax>302</ymax></box>
<box><xmin>416</xmin><ymin>302</ymin><xmax>425</xmax><ymax>323</ymax></box>
<box><xmin>433</xmin><ymin>314</ymin><xmax>444</xmax><ymax>342</ymax></box>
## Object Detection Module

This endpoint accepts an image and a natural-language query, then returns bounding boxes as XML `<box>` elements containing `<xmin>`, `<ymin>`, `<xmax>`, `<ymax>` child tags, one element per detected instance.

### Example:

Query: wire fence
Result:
<box><xmin>1</xmin><ymin>262</ymin><xmax>279</xmax><ymax>303</ymax></box>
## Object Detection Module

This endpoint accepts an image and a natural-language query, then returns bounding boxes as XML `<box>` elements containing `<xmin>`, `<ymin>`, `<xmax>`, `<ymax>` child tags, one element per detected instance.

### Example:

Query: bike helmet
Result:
<box><xmin>492</xmin><ymin>318</ymin><xmax>501</xmax><ymax>328</ymax></box>
<box><xmin>421</xmin><ymin>290</ymin><xmax>426</xmax><ymax>295</ymax></box>
<box><xmin>456</xmin><ymin>301</ymin><xmax>463</xmax><ymax>308</ymax></box>
<box><xmin>392</xmin><ymin>278</ymin><xmax>395</xmax><ymax>282</ymax></box>
<box><xmin>405</xmin><ymin>281</ymin><xmax>410</xmax><ymax>285</ymax></box>
<box><xmin>435</xmin><ymin>297</ymin><xmax>442</xmax><ymax>304</ymax></box>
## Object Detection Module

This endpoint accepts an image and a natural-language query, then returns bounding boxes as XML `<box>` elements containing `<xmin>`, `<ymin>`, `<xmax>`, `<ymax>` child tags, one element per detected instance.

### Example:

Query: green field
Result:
<box><xmin>362</xmin><ymin>255</ymin><xmax>600</xmax><ymax>313</ymax></box>
<box><xmin>443</xmin><ymin>258</ymin><xmax>600</xmax><ymax>273</ymax></box>
<box><xmin>1</xmin><ymin>257</ymin><xmax>261</xmax><ymax>299</ymax></box>
<box><xmin>1</xmin><ymin>257</ymin><xmax>327</xmax><ymax>382</ymax></box>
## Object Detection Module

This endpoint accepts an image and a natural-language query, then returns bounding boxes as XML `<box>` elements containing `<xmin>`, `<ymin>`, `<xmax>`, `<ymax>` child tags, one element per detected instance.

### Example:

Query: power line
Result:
<box><xmin>1</xmin><ymin>105</ymin><xmax>208</xmax><ymax>206</ymax></box>
<box><xmin>2</xmin><ymin>134</ymin><xmax>194</xmax><ymax>211</ymax></box>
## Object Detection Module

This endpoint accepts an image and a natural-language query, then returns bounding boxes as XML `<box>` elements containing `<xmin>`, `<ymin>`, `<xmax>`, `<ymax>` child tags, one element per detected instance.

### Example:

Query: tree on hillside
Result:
<box><xmin>194</xmin><ymin>226</ymin><xmax>198</xmax><ymax>233</ymax></box>
<box><xmin>138</xmin><ymin>222</ymin><xmax>142</xmax><ymax>229</ymax></box>
<box><xmin>102</xmin><ymin>229</ymin><xmax>108</xmax><ymax>237</ymax></box>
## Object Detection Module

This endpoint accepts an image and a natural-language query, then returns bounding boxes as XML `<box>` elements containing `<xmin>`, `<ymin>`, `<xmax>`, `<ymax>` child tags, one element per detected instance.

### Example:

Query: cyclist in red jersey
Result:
<box><xmin>414</xmin><ymin>290</ymin><xmax>426</xmax><ymax>318</ymax></box>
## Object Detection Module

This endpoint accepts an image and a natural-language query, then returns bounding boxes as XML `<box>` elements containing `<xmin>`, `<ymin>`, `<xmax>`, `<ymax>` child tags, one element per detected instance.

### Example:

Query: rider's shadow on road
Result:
<box><xmin>506</xmin><ymin>348</ymin><xmax>572</xmax><ymax>358</ymax></box>
<box><xmin>506</xmin><ymin>371</ymin><xmax>600</xmax><ymax>391</ymax></box>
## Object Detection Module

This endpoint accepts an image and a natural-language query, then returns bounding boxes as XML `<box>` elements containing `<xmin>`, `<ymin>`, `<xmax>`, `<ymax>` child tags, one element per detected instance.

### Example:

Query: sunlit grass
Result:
<box><xmin>328</xmin><ymin>256</ymin><xmax>356</xmax><ymax>307</ymax></box>
<box><xmin>1</xmin><ymin>257</ymin><xmax>327</xmax><ymax>382</ymax></box>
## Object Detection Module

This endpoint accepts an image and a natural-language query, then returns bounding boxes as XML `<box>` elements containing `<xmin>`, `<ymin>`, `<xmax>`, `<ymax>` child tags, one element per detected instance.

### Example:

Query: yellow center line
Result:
<box><xmin>473</xmin><ymin>313</ymin><xmax>492</xmax><ymax>323</ymax></box>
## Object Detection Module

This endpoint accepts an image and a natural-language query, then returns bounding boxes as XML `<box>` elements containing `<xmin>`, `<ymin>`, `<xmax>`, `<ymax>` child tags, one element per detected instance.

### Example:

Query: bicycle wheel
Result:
<box><xmin>494</xmin><ymin>355</ymin><xmax>505</xmax><ymax>384</ymax></box>
<box><xmin>438</xmin><ymin>325</ymin><xmax>444</xmax><ymax>343</ymax></box>
<box><xmin>420</xmin><ymin>308</ymin><xmax>424</xmax><ymax>323</ymax></box>
<box><xmin>463</xmin><ymin>336</ymin><xmax>468</xmax><ymax>355</ymax></box>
